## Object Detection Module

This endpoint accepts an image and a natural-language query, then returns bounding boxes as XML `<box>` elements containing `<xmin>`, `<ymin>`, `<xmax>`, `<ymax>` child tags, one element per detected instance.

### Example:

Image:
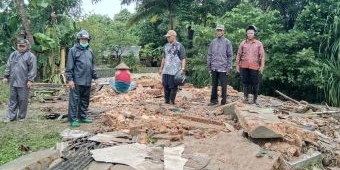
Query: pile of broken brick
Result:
<box><xmin>22</xmin><ymin>73</ymin><xmax>333</xmax><ymax>170</ymax></box>
<box><xmin>86</xmin><ymin>73</ymin><xmax>340</xmax><ymax>169</ymax></box>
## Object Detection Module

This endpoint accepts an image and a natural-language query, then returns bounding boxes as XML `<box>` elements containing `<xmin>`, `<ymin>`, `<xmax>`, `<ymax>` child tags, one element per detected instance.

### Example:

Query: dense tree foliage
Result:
<box><xmin>0</xmin><ymin>0</ymin><xmax>339</xmax><ymax>106</ymax></box>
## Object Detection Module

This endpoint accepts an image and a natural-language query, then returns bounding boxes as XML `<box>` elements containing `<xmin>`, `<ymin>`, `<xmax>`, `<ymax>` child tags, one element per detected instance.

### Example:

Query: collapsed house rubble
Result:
<box><xmin>2</xmin><ymin>73</ymin><xmax>340</xmax><ymax>170</ymax></box>
<box><xmin>86</xmin><ymin>73</ymin><xmax>340</xmax><ymax>169</ymax></box>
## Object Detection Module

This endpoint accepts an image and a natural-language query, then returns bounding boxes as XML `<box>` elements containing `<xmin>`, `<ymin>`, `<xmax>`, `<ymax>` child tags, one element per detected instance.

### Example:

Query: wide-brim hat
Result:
<box><xmin>115</xmin><ymin>62</ymin><xmax>130</xmax><ymax>70</ymax></box>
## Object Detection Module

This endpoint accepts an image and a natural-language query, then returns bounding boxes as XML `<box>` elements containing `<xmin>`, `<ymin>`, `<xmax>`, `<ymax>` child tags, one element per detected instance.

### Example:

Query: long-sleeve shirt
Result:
<box><xmin>162</xmin><ymin>41</ymin><xmax>186</xmax><ymax>75</ymax></box>
<box><xmin>207</xmin><ymin>37</ymin><xmax>233</xmax><ymax>73</ymax></box>
<box><xmin>236</xmin><ymin>39</ymin><xmax>265</xmax><ymax>70</ymax></box>
<box><xmin>66</xmin><ymin>44</ymin><xmax>98</xmax><ymax>86</ymax></box>
<box><xmin>4</xmin><ymin>50</ymin><xmax>37</xmax><ymax>87</ymax></box>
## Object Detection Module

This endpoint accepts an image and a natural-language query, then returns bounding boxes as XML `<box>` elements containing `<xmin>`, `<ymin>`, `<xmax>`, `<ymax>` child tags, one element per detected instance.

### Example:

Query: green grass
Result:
<box><xmin>0</xmin><ymin>83</ymin><xmax>9</xmax><ymax>105</ymax></box>
<box><xmin>0</xmin><ymin>111</ymin><xmax>66</xmax><ymax>166</ymax></box>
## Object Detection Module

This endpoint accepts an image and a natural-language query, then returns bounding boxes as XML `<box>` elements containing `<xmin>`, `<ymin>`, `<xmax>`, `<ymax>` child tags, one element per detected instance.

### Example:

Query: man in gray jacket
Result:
<box><xmin>3</xmin><ymin>39</ymin><xmax>37</xmax><ymax>122</ymax></box>
<box><xmin>207</xmin><ymin>25</ymin><xmax>233</xmax><ymax>106</ymax></box>
<box><xmin>66</xmin><ymin>30</ymin><xmax>98</xmax><ymax>127</ymax></box>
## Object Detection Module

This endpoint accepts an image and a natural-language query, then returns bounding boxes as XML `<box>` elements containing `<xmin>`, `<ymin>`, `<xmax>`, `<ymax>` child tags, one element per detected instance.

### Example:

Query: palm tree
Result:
<box><xmin>125</xmin><ymin>0</ymin><xmax>181</xmax><ymax>29</ymax></box>
<box><xmin>322</xmin><ymin>1</ymin><xmax>340</xmax><ymax>106</ymax></box>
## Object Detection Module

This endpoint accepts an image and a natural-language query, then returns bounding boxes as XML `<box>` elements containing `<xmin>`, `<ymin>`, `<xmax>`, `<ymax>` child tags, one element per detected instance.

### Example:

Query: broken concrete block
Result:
<box><xmin>154</xmin><ymin>139</ymin><xmax>171</xmax><ymax>147</ymax></box>
<box><xmin>236</xmin><ymin>106</ymin><xmax>285</xmax><ymax>138</ymax></box>
<box><xmin>88</xmin><ymin>132</ymin><xmax>132</xmax><ymax>144</ymax></box>
<box><xmin>0</xmin><ymin>149</ymin><xmax>58</xmax><ymax>170</ymax></box>
<box><xmin>49</xmin><ymin>158</ymin><xmax>63</xmax><ymax>168</ymax></box>
<box><xmin>184</xmin><ymin>132</ymin><xmax>281</xmax><ymax>170</ymax></box>
<box><xmin>164</xmin><ymin>145</ymin><xmax>188</xmax><ymax>170</ymax></box>
<box><xmin>60</xmin><ymin>128</ymin><xmax>90</xmax><ymax>140</ymax></box>
<box><xmin>91</xmin><ymin>143</ymin><xmax>163</xmax><ymax>170</ymax></box>
<box><xmin>183</xmin><ymin>153</ymin><xmax>210</xmax><ymax>170</ymax></box>
<box><xmin>55</xmin><ymin>142</ymin><xmax>69</xmax><ymax>157</ymax></box>
<box><xmin>236</xmin><ymin>106</ymin><xmax>316</xmax><ymax>141</ymax></box>
<box><xmin>224</xmin><ymin>122</ymin><xmax>235</xmax><ymax>132</ymax></box>
<box><xmin>223</xmin><ymin>102</ymin><xmax>237</xmax><ymax>117</ymax></box>
<box><xmin>286</xmin><ymin>151</ymin><xmax>322</xmax><ymax>169</ymax></box>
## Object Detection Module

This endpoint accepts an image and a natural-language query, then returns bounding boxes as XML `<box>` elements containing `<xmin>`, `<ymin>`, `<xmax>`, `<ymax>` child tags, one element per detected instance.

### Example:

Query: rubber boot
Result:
<box><xmin>169</xmin><ymin>89</ymin><xmax>177</xmax><ymax>105</ymax></box>
<box><xmin>164</xmin><ymin>89</ymin><xmax>170</xmax><ymax>104</ymax></box>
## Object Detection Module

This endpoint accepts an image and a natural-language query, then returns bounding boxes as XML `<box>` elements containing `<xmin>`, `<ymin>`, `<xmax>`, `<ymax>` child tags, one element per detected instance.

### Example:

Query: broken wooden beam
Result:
<box><xmin>275</xmin><ymin>90</ymin><xmax>300</xmax><ymax>105</ymax></box>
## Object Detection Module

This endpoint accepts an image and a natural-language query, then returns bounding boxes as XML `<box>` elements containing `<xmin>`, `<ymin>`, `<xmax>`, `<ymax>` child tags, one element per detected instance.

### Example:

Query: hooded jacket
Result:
<box><xmin>66</xmin><ymin>44</ymin><xmax>98</xmax><ymax>86</ymax></box>
<box><xmin>4</xmin><ymin>50</ymin><xmax>37</xmax><ymax>87</ymax></box>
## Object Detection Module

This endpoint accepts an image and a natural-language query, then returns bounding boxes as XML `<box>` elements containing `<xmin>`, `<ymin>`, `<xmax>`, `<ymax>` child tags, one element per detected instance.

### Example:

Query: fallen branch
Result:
<box><xmin>275</xmin><ymin>90</ymin><xmax>300</xmax><ymax>105</ymax></box>
<box><xmin>275</xmin><ymin>90</ymin><xmax>320</xmax><ymax>111</ymax></box>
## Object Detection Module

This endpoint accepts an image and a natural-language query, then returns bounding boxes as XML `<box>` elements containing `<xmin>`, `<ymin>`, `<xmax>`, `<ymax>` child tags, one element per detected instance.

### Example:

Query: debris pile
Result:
<box><xmin>13</xmin><ymin>73</ymin><xmax>339</xmax><ymax>170</ymax></box>
<box><xmin>88</xmin><ymin>73</ymin><xmax>340</xmax><ymax>169</ymax></box>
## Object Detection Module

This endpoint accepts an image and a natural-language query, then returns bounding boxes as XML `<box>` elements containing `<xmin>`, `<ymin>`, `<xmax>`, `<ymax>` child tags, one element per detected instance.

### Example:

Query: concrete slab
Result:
<box><xmin>88</xmin><ymin>132</ymin><xmax>132</xmax><ymax>144</ymax></box>
<box><xmin>60</xmin><ymin>128</ymin><xmax>90</xmax><ymax>140</ymax></box>
<box><xmin>91</xmin><ymin>143</ymin><xmax>163</xmax><ymax>170</ymax></box>
<box><xmin>164</xmin><ymin>145</ymin><xmax>187</xmax><ymax>170</ymax></box>
<box><xmin>184</xmin><ymin>132</ymin><xmax>281</xmax><ymax>170</ymax></box>
<box><xmin>286</xmin><ymin>151</ymin><xmax>322</xmax><ymax>169</ymax></box>
<box><xmin>236</xmin><ymin>105</ymin><xmax>318</xmax><ymax>142</ymax></box>
<box><xmin>0</xmin><ymin>149</ymin><xmax>58</xmax><ymax>170</ymax></box>
<box><xmin>236</xmin><ymin>105</ymin><xmax>285</xmax><ymax>138</ymax></box>
<box><xmin>87</xmin><ymin>161</ymin><xmax>113</xmax><ymax>170</ymax></box>
<box><xmin>183</xmin><ymin>153</ymin><xmax>210</xmax><ymax>170</ymax></box>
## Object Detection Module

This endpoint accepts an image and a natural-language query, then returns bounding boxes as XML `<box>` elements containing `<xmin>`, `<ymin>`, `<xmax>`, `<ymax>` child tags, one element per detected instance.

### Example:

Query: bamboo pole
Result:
<box><xmin>60</xmin><ymin>47</ymin><xmax>66</xmax><ymax>84</ymax></box>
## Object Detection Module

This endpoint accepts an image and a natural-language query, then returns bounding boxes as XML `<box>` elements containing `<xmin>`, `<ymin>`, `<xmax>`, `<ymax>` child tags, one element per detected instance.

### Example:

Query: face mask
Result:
<box><xmin>80</xmin><ymin>42</ymin><xmax>89</xmax><ymax>48</ymax></box>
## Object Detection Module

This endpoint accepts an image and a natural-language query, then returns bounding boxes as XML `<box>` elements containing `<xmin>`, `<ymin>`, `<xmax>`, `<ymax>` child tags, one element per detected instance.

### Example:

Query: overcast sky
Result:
<box><xmin>82</xmin><ymin>0</ymin><xmax>135</xmax><ymax>18</ymax></box>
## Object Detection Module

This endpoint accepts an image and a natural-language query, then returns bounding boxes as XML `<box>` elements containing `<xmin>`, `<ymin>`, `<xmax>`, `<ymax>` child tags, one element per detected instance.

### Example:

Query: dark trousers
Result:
<box><xmin>162</xmin><ymin>74</ymin><xmax>178</xmax><ymax>104</ymax></box>
<box><xmin>210</xmin><ymin>71</ymin><xmax>228</xmax><ymax>104</ymax></box>
<box><xmin>68</xmin><ymin>85</ymin><xmax>91</xmax><ymax>122</ymax></box>
<box><xmin>7</xmin><ymin>86</ymin><xmax>30</xmax><ymax>120</ymax></box>
<box><xmin>240</xmin><ymin>68</ymin><xmax>260</xmax><ymax>101</ymax></box>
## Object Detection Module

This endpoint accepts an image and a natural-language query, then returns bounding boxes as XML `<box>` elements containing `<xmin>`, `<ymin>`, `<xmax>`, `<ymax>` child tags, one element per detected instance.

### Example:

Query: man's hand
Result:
<box><xmin>180</xmin><ymin>68</ymin><xmax>185</xmax><ymax>74</ymax></box>
<box><xmin>259</xmin><ymin>67</ymin><xmax>264</xmax><ymax>74</ymax></box>
<box><xmin>236</xmin><ymin>65</ymin><xmax>240</xmax><ymax>73</ymax></box>
<box><xmin>158</xmin><ymin>69</ymin><xmax>163</xmax><ymax>75</ymax></box>
<box><xmin>68</xmin><ymin>81</ymin><xmax>75</xmax><ymax>89</ymax></box>
<box><xmin>2</xmin><ymin>78</ymin><xmax>8</xmax><ymax>84</ymax></box>
<box><xmin>27</xmin><ymin>81</ymin><xmax>33</xmax><ymax>89</ymax></box>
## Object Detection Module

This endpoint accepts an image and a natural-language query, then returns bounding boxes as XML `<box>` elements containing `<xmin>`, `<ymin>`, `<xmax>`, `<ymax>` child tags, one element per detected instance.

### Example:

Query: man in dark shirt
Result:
<box><xmin>66</xmin><ymin>30</ymin><xmax>98</xmax><ymax>127</ymax></box>
<box><xmin>207</xmin><ymin>25</ymin><xmax>233</xmax><ymax>106</ymax></box>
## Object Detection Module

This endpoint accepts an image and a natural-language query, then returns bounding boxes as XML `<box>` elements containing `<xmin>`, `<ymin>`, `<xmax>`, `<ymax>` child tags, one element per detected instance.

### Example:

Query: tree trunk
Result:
<box><xmin>15</xmin><ymin>0</ymin><xmax>34</xmax><ymax>44</ymax></box>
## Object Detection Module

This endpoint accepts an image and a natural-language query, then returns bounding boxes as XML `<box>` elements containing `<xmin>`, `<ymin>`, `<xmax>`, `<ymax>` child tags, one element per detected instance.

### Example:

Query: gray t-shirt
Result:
<box><xmin>162</xmin><ymin>41</ymin><xmax>186</xmax><ymax>75</ymax></box>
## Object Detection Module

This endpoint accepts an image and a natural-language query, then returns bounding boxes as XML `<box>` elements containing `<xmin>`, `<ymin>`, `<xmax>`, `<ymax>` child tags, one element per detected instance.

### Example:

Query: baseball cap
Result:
<box><xmin>165</xmin><ymin>30</ymin><xmax>177</xmax><ymax>37</ymax></box>
<box><xmin>216</xmin><ymin>24</ymin><xmax>225</xmax><ymax>30</ymax></box>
